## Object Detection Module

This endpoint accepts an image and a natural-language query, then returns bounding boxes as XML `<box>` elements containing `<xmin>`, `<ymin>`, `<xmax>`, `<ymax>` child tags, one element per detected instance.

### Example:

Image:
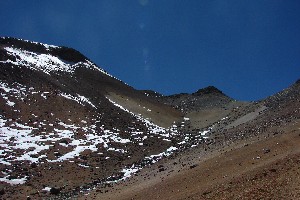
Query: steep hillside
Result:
<box><xmin>86</xmin><ymin>80</ymin><xmax>300</xmax><ymax>200</ymax></box>
<box><xmin>0</xmin><ymin>37</ymin><xmax>190</xmax><ymax>199</ymax></box>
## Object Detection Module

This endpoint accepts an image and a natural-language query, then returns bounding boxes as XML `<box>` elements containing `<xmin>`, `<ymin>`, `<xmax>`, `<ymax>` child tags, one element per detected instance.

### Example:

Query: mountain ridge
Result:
<box><xmin>0</xmin><ymin>37</ymin><xmax>299</xmax><ymax>199</ymax></box>
<box><xmin>0</xmin><ymin>37</ymin><xmax>187</xmax><ymax>198</ymax></box>
<box><xmin>0</xmin><ymin>37</ymin><xmax>233</xmax><ymax>101</ymax></box>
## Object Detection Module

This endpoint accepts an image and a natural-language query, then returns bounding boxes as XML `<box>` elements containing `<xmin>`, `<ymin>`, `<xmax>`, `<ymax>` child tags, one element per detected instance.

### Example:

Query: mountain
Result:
<box><xmin>0</xmin><ymin>37</ymin><xmax>299</xmax><ymax>200</ymax></box>
<box><xmin>159</xmin><ymin>85</ymin><xmax>249</xmax><ymax>133</ymax></box>
<box><xmin>161</xmin><ymin>86</ymin><xmax>232</xmax><ymax>112</ymax></box>
<box><xmin>0</xmin><ymin>37</ymin><xmax>216</xmax><ymax>199</ymax></box>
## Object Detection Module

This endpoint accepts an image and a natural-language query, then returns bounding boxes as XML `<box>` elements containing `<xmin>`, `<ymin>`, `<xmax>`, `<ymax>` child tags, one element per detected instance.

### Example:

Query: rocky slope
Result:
<box><xmin>0</xmin><ymin>37</ymin><xmax>299</xmax><ymax>199</ymax></box>
<box><xmin>84</xmin><ymin>80</ymin><xmax>300</xmax><ymax>200</ymax></box>
<box><xmin>0</xmin><ymin>37</ymin><xmax>239</xmax><ymax>199</ymax></box>
<box><xmin>0</xmin><ymin>37</ymin><xmax>185</xmax><ymax>199</ymax></box>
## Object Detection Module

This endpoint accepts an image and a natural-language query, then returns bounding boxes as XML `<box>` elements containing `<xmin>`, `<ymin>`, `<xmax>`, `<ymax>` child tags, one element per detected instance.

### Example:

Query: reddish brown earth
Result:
<box><xmin>81</xmin><ymin>120</ymin><xmax>300</xmax><ymax>200</ymax></box>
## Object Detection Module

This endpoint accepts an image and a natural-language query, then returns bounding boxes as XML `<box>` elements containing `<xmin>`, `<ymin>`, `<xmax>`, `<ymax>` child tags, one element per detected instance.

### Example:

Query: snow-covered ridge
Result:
<box><xmin>1</xmin><ymin>47</ymin><xmax>100</xmax><ymax>75</ymax></box>
<box><xmin>0</xmin><ymin>37</ymin><xmax>59</xmax><ymax>49</ymax></box>
<box><xmin>1</xmin><ymin>38</ymin><xmax>128</xmax><ymax>85</ymax></box>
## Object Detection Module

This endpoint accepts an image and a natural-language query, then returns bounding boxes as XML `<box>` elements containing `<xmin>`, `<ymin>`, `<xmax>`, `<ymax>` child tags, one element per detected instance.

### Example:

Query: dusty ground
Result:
<box><xmin>106</xmin><ymin>92</ymin><xmax>183</xmax><ymax>128</ymax></box>
<box><xmin>81</xmin><ymin>120</ymin><xmax>300</xmax><ymax>200</ymax></box>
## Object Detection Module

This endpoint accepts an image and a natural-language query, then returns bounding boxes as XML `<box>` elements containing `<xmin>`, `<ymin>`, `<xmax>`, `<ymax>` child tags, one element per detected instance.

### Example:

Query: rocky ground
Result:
<box><xmin>1</xmin><ymin>80</ymin><xmax>299</xmax><ymax>199</ymax></box>
<box><xmin>78</xmin><ymin>80</ymin><xmax>300</xmax><ymax>200</ymax></box>
<box><xmin>80</xmin><ymin>120</ymin><xmax>300</xmax><ymax>200</ymax></box>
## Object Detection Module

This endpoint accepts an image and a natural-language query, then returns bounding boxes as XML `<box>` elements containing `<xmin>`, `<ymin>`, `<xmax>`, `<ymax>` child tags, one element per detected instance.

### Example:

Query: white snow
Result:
<box><xmin>42</xmin><ymin>187</ymin><xmax>52</xmax><ymax>192</ymax></box>
<box><xmin>121</xmin><ymin>165</ymin><xmax>140</xmax><ymax>179</ymax></box>
<box><xmin>0</xmin><ymin>47</ymin><xmax>119</xmax><ymax>80</ymax></box>
<box><xmin>78</xmin><ymin>164</ymin><xmax>90</xmax><ymax>168</ymax></box>
<box><xmin>145</xmin><ymin>146</ymin><xmax>178</xmax><ymax>164</ymax></box>
<box><xmin>0</xmin><ymin>176</ymin><xmax>27</xmax><ymax>185</ymax></box>
<box><xmin>6</xmin><ymin>100</ymin><xmax>15</xmax><ymax>107</ymax></box>
<box><xmin>2</xmin><ymin>47</ymin><xmax>74</xmax><ymax>74</ymax></box>
<box><xmin>106</xmin><ymin>97</ymin><xmax>177</xmax><ymax>137</ymax></box>
<box><xmin>106</xmin><ymin>164</ymin><xmax>141</xmax><ymax>184</ymax></box>
<box><xmin>0</xmin><ymin>81</ymin><xmax>29</xmax><ymax>104</ymax></box>
<box><xmin>59</xmin><ymin>93</ymin><xmax>97</xmax><ymax>108</ymax></box>
<box><xmin>1</xmin><ymin>37</ymin><xmax>59</xmax><ymax>49</ymax></box>
<box><xmin>200</xmin><ymin>130</ymin><xmax>210</xmax><ymax>136</ymax></box>
<box><xmin>0</xmin><ymin>113</ymin><xmax>132</xmax><ymax>165</ymax></box>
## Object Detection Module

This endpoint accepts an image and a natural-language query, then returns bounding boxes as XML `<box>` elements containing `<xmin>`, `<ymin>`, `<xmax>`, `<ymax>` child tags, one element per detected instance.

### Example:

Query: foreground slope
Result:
<box><xmin>85</xmin><ymin>80</ymin><xmax>300</xmax><ymax>199</ymax></box>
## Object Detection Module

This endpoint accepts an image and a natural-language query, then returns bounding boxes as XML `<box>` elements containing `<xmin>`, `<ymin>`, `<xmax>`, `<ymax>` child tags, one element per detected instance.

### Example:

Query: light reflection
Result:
<box><xmin>138</xmin><ymin>0</ymin><xmax>149</xmax><ymax>6</ymax></box>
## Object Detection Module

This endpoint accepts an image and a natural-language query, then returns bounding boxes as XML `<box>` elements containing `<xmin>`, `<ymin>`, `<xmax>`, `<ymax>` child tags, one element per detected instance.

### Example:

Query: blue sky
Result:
<box><xmin>1</xmin><ymin>0</ymin><xmax>300</xmax><ymax>101</ymax></box>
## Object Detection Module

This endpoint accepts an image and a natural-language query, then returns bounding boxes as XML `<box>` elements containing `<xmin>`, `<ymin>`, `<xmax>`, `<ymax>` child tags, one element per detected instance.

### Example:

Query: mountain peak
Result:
<box><xmin>0</xmin><ymin>37</ymin><xmax>87</xmax><ymax>63</ymax></box>
<box><xmin>0</xmin><ymin>37</ymin><xmax>118</xmax><ymax>79</ymax></box>
<box><xmin>194</xmin><ymin>86</ymin><xmax>224</xmax><ymax>96</ymax></box>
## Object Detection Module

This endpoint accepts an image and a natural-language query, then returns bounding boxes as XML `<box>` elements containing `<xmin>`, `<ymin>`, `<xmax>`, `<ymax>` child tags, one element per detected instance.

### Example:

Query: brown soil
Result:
<box><xmin>82</xmin><ymin>121</ymin><xmax>300</xmax><ymax>200</ymax></box>
<box><xmin>106</xmin><ymin>92</ymin><xmax>182</xmax><ymax>128</ymax></box>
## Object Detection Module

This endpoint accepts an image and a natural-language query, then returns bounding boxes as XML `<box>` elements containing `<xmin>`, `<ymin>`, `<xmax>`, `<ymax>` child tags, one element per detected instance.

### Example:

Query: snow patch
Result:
<box><xmin>59</xmin><ymin>93</ymin><xmax>97</xmax><ymax>109</ymax></box>
<box><xmin>0</xmin><ymin>47</ymin><xmax>117</xmax><ymax>79</ymax></box>
<box><xmin>0</xmin><ymin>176</ymin><xmax>27</xmax><ymax>185</ymax></box>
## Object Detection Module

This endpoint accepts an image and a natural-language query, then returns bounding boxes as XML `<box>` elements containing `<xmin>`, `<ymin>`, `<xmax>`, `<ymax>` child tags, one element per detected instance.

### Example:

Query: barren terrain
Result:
<box><xmin>1</xmin><ymin>38</ymin><xmax>299</xmax><ymax>200</ymax></box>
<box><xmin>82</xmin><ymin>120</ymin><xmax>300</xmax><ymax>200</ymax></box>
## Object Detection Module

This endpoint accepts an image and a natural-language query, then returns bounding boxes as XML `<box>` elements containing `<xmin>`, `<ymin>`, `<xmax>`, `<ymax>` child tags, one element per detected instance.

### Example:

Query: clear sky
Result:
<box><xmin>1</xmin><ymin>0</ymin><xmax>300</xmax><ymax>101</ymax></box>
